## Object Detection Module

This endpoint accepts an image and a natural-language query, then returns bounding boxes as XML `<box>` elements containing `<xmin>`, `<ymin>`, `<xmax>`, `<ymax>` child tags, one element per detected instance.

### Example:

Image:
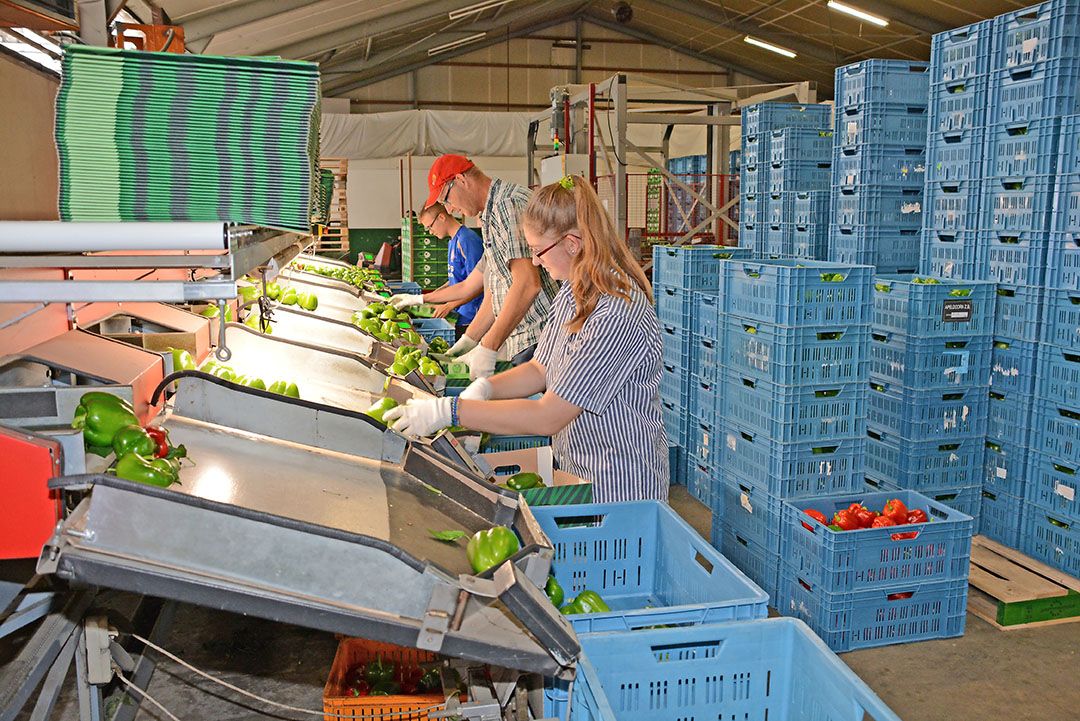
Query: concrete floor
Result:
<box><xmin>9</xmin><ymin>486</ymin><xmax>1080</xmax><ymax>720</ymax></box>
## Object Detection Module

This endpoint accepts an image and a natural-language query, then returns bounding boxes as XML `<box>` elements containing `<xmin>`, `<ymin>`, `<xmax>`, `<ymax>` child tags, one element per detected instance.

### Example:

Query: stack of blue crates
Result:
<box><xmin>707</xmin><ymin>259</ymin><xmax>872</xmax><ymax>600</ymax></box>
<box><xmin>829</xmin><ymin>60</ymin><xmax>929</xmax><ymax>272</ymax></box>
<box><xmin>740</xmin><ymin>103</ymin><xmax>832</xmax><ymax>257</ymax></box>
<box><xmin>866</xmin><ymin>275</ymin><xmax>996</xmax><ymax>526</ymax></box>
<box><xmin>665</xmin><ymin>155</ymin><xmax>708</xmax><ymax>235</ymax></box>
<box><xmin>653</xmin><ymin>244</ymin><xmax>752</xmax><ymax>489</ymax></box>
<box><xmin>764</xmin><ymin>128</ymin><xmax>832</xmax><ymax>259</ymax></box>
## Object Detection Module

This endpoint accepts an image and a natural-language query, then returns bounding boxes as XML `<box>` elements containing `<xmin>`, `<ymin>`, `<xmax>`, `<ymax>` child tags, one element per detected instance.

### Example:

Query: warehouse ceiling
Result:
<box><xmin>161</xmin><ymin>0</ymin><xmax>1029</xmax><ymax>95</ymax></box>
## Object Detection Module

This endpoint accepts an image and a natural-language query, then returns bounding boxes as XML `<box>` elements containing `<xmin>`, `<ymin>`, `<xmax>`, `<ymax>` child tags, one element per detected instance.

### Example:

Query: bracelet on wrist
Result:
<box><xmin>450</xmin><ymin>397</ymin><xmax>460</xmax><ymax>427</ymax></box>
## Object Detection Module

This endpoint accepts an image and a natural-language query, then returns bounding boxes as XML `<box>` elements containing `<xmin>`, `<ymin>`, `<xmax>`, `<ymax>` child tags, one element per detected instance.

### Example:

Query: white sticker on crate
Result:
<box><xmin>1055</xmin><ymin>482</ymin><xmax>1076</xmax><ymax>502</ymax></box>
<box><xmin>741</xmin><ymin>492</ymin><xmax>754</xmax><ymax>513</ymax></box>
<box><xmin>1022</xmin><ymin>37</ymin><xmax>1039</xmax><ymax>55</ymax></box>
<box><xmin>727</xmin><ymin>432</ymin><xmax>738</xmax><ymax>452</ymax></box>
<box><xmin>997</xmin><ymin>466</ymin><xmax>1008</xmax><ymax>479</ymax></box>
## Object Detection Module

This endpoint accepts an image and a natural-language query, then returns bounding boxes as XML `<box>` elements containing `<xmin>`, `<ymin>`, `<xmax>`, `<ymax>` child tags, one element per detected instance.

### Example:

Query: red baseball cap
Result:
<box><xmin>424</xmin><ymin>154</ymin><xmax>475</xmax><ymax>209</ymax></box>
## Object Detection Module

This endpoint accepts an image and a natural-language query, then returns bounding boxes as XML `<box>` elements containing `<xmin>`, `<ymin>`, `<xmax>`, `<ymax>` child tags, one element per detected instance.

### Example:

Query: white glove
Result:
<box><xmin>384</xmin><ymin>396</ymin><xmax>452</xmax><ymax>438</ymax></box>
<box><xmin>389</xmin><ymin>294</ymin><xmax>424</xmax><ymax>310</ymax></box>
<box><xmin>460</xmin><ymin>344</ymin><xmax>498</xmax><ymax>380</ymax></box>
<box><xmin>459</xmin><ymin>377</ymin><xmax>493</xmax><ymax>401</ymax></box>
<box><xmin>447</xmin><ymin>334</ymin><xmax>478</xmax><ymax>357</ymax></box>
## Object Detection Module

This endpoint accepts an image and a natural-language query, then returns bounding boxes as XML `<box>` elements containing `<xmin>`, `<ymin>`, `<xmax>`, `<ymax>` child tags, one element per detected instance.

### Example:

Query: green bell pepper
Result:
<box><xmin>112</xmin><ymin>425</ymin><xmax>157</xmax><ymax>458</ymax></box>
<box><xmin>560</xmin><ymin>590</ymin><xmax>610</xmax><ymax>615</ymax></box>
<box><xmin>168</xmin><ymin>347</ymin><xmax>196</xmax><ymax>372</ymax></box>
<box><xmin>545</xmin><ymin>575</ymin><xmax>564</xmax><ymax>607</ymax></box>
<box><xmin>115</xmin><ymin>452</ymin><xmax>178</xmax><ymax>487</ymax></box>
<box><xmin>466</xmin><ymin>526</ymin><xmax>520</xmax><ymax>574</ymax></box>
<box><xmin>72</xmin><ymin>392</ymin><xmax>139</xmax><ymax>448</ymax></box>
<box><xmin>505</xmin><ymin>472</ymin><xmax>544</xmax><ymax>491</ymax></box>
<box><xmin>364</xmin><ymin>397</ymin><xmax>399</xmax><ymax>425</ymax></box>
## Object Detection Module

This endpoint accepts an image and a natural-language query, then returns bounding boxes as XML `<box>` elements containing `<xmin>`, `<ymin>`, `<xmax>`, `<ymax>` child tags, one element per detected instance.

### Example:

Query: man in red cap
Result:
<box><xmin>390</xmin><ymin>154</ymin><xmax>558</xmax><ymax>379</ymax></box>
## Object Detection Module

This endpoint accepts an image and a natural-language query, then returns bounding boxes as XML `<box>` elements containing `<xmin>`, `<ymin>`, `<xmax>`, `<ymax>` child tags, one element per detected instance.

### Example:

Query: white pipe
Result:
<box><xmin>0</xmin><ymin>222</ymin><xmax>229</xmax><ymax>253</ymax></box>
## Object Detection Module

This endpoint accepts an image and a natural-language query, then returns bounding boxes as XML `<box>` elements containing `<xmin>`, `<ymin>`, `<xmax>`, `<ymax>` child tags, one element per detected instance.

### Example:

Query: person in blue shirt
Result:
<box><xmin>409</xmin><ymin>202</ymin><xmax>484</xmax><ymax>337</ymax></box>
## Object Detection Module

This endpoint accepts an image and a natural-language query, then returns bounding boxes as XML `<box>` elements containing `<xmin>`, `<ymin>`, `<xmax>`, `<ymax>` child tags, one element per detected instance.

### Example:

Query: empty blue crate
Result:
<box><xmin>411</xmin><ymin>317</ymin><xmax>454</xmax><ymax>343</ymax></box>
<box><xmin>983</xmin><ymin>230</ymin><xmax>1050</xmax><ymax>286</ymax></box>
<box><xmin>979</xmin><ymin>489</ymin><xmax>1024</xmax><ymax>547</ymax></box>
<box><xmin>715</xmin><ymin>526</ymin><xmax>781</xmax><ymax>601</ymax></box>
<box><xmin>869</xmin><ymin>332</ymin><xmax>992</xmax><ymax>389</ymax></box>
<box><xmin>725</xmin><ymin>373</ymin><xmax>867</xmax><ymax>443</ymax></box>
<box><xmin>929</xmin><ymin>79</ymin><xmax>988</xmax><ymax>133</ymax></box>
<box><xmin>1026</xmin><ymin>449</ymin><xmax>1080</xmax><ymax>519</ymax></box>
<box><xmin>1031</xmin><ymin>398</ymin><xmax>1080</xmax><ymax>466</ymax></box>
<box><xmin>921</xmin><ymin>229</ymin><xmax>983</xmax><ymax>280</ymax></box>
<box><xmin>991</xmin><ymin>338</ymin><xmax>1038</xmax><ymax>395</ymax></box>
<box><xmin>725</xmin><ymin>317</ymin><xmax>869</xmax><ymax>386</ymax></box>
<box><xmin>722</xmin><ymin>259</ymin><xmax>873</xmax><ymax>326</ymax></box>
<box><xmin>836</xmin><ymin>103</ymin><xmax>929</xmax><ymax>147</ymax></box>
<box><xmin>995</xmin><ymin>285</ymin><xmax>1043</xmax><ymax>341</ymax></box>
<box><xmin>1022</xmin><ymin>503</ymin><xmax>1080</xmax><ymax>577</ymax></box>
<box><xmin>992</xmin><ymin>0</ymin><xmax>1080</xmax><ymax>71</ymax></box>
<box><xmin>984</xmin><ymin>175</ymin><xmax>1056</xmax><ymax>234</ymax></box>
<box><xmin>661</xmin><ymin>398</ymin><xmax>688</xmax><ymax>446</ymax></box>
<box><xmin>659</xmin><ymin>361</ymin><xmax>688</xmax><ymax>405</ymax></box>
<box><xmin>985</xmin><ymin>118</ymin><xmax>1062</xmax><ymax>178</ymax></box>
<box><xmin>830</xmin><ymin>226</ymin><xmax>922</xmax><ymax>273</ymax></box>
<box><xmin>983</xmin><ymin>437</ymin><xmax>1030</xmax><ymax>497</ymax></box>
<box><xmin>792</xmin><ymin>224</ymin><xmax>829</xmax><ymax>261</ymax></box>
<box><xmin>1037</xmin><ymin>342</ymin><xmax>1080</xmax><ymax>406</ymax></box>
<box><xmin>926</xmin><ymin>129</ymin><xmax>986</xmax><ymax>182</ymax></box>
<box><xmin>652</xmin><ymin>244</ymin><xmax>751</xmax><ymax>290</ymax></box>
<box><xmin>562</xmin><ymin>618</ymin><xmax>903</xmax><ymax>721</ymax></box>
<box><xmin>781</xmin><ymin>489</ymin><xmax>975</xmax><ymax>593</ymax></box>
<box><xmin>720</xmin><ymin>421</ymin><xmax>865</xmax><ymax>498</ymax></box>
<box><xmin>693</xmin><ymin>335</ymin><xmax>721</xmax><ymax>384</ymax></box>
<box><xmin>532</xmin><ymin>501</ymin><xmax>768</xmax><ymax>632</ymax></box>
<box><xmin>1041</xmin><ymin>287</ymin><xmax>1080</xmax><ymax>351</ymax></box>
<box><xmin>718</xmin><ymin>476</ymin><xmax>784</xmax><ymax>553</ymax></box>
<box><xmin>793</xmin><ymin>191</ymin><xmax>831</xmax><ymax>225</ymax></box>
<box><xmin>660</xmin><ymin>324</ymin><xmax>692</xmax><ymax>368</ymax></box>
<box><xmin>768</xmin><ymin>127</ymin><xmax>833</xmax><ymax>164</ymax></box>
<box><xmin>988</xmin><ymin>62</ymin><xmax>1080</xmax><ymax>126</ymax></box>
<box><xmin>833</xmin><ymin>145</ymin><xmax>926</xmax><ymax>190</ymax></box>
<box><xmin>688</xmin><ymin>458</ymin><xmax>721</xmax><ymax>508</ymax></box>
<box><xmin>869</xmin><ymin>382</ymin><xmax>989</xmax><ymax>440</ymax></box>
<box><xmin>931</xmin><ymin>20</ymin><xmax>993</xmax><ymax>84</ymax></box>
<box><xmin>742</xmin><ymin>102</ymin><xmax>831</xmax><ymax>138</ymax></box>
<box><xmin>925</xmin><ymin>179</ymin><xmax>981</xmax><ymax>231</ymax></box>
<box><xmin>688</xmin><ymin>374</ymin><xmax>721</xmax><ymax>431</ymax></box>
<box><xmin>777</xmin><ymin>572</ymin><xmax>968</xmax><ymax>653</ymax></box>
<box><xmin>835</xmin><ymin>59</ymin><xmax>929</xmax><ymax>106</ymax></box>
<box><xmin>866</xmin><ymin>428</ymin><xmax>984</xmax><ymax>491</ymax></box>
<box><xmin>834</xmin><ymin>186</ymin><xmax>924</xmax><ymax>229</ymax></box>
<box><xmin>912</xmin><ymin>483</ymin><xmax>983</xmax><ymax>519</ymax></box>
<box><xmin>765</xmin><ymin>192</ymin><xmax>796</xmax><ymax>225</ymax></box>
<box><xmin>768</xmin><ymin>162</ymin><xmax>832</xmax><ymax>194</ymax></box>
<box><xmin>872</xmin><ymin>274</ymin><xmax>996</xmax><ymax>337</ymax></box>
<box><xmin>1053</xmin><ymin>175</ymin><xmax>1080</xmax><ymax>235</ymax></box>
<box><xmin>691</xmin><ymin>292</ymin><xmax>721</xmax><ymax>339</ymax></box>
<box><xmin>1059</xmin><ymin>113</ymin><xmax>1080</xmax><ymax>175</ymax></box>
<box><xmin>741</xmin><ymin>139</ymin><xmax>764</xmax><ymax>169</ymax></box>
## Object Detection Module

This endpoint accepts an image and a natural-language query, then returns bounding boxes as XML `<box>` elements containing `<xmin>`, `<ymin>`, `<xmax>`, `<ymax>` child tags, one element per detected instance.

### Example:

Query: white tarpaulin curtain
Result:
<box><xmin>320</xmin><ymin>109</ymin><xmax>534</xmax><ymax>159</ymax></box>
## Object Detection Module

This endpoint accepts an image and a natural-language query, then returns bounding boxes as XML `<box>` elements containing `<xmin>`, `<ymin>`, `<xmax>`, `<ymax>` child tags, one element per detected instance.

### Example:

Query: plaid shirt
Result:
<box><xmin>480</xmin><ymin>178</ymin><xmax>559</xmax><ymax>357</ymax></box>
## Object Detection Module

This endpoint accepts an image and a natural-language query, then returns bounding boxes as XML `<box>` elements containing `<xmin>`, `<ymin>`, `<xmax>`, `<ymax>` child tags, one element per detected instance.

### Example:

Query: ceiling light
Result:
<box><xmin>827</xmin><ymin>1</ymin><xmax>889</xmax><ymax>27</ymax></box>
<box><xmin>447</xmin><ymin>0</ymin><xmax>515</xmax><ymax>20</ymax></box>
<box><xmin>428</xmin><ymin>32</ymin><xmax>488</xmax><ymax>56</ymax></box>
<box><xmin>743</xmin><ymin>36</ymin><xmax>797</xmax><ymax>59</ymax></box>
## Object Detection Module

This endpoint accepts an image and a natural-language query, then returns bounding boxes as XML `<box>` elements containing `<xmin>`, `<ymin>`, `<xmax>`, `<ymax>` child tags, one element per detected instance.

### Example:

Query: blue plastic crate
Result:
<box><xmin>869</xmin><ymin>331</ymin><xmax>992</xmax><ymax>389</ymax></box>
<box><xmin>768</xmin><ymin>127</ymin><xmax>833</xmax><ymax>165</ymax></box>
<box><xmin>660</xmin><ymin>323</ymin><xmax>691</xmax><ymax>368</ymax></box>
<box><xmin>1031</xmin><ymin>397</ymin><xmax>1080</xmax><ymax>466</ymax></box>
<box><xmin>920</xmin><ymin>228</ymin><xmax>983</xmax><ymax>280</ymax></box>
<box><xmin>868</xmin><ymin>381</ymin><xmax>989</xmax><ymax>440</ymax></box>
<box><xmin>411</xmin><ymin>316</ymin><xmax>454</xmax><ymax>343</ymax></box>
<box><xmin>532</xmin><ymin>501</ymin><xmax>768</xmax><ymax>633</ymax></box>
<box><xmin>1025</xmin><ymin>449</ymin><xmax>1080</xmax><ymax>519</ymax></box>
<box><xmin>781</xmin><ymin>489</ymin><xmax>975</xmax><ymax>593</ymax></box>
<box><xmin>925</xmin><ymin>129</ymin><xmax>986</xmax><ymax>183</ymax></box>
<box><xmin>652</xmin><ymin>244</ymin><xmax>751</xmax><ymax>290</ymax></box>
<box><xmin>990</xmin><ymin>338</ymin><xmax>1038</xmax><ymax>395</ymax></box>
<box><xmin>655</xmin><ymin>284</ymin><xmax>693</xmax><ymax>327</ymax></box>
<box><xmin>925</xmin><ymin>179</ymin><xmax>980</xmax><ymax>231</ymax></box>
<box><xmin>872</xmin><ymin>274</ymin><xmax>996</xmax><ymax>337</ymax></box>
<box><xmin>835</xmin><ymin>59</ymin><xmax>929</xmax><ymax>107</ymax></box>
<box><xmin>984</xmin><ymin>174</ymin><xmax>1056</xmax><ymax>234</ymax></box>
<box><xmin>765</xmin><ymin>192</ymin><xmax>796</xmax><ymax>226</ymax></box>
<box><xmin>714</xmin><ymin>525</ymin><xmax>781</xmax><ymax>601</ymax></box>
<box><xmin>1021</xmin><ymin>502</ymin><xmax>1080</xmax><ymax>577</ymax></box>
<box><xmin>688</xmin><ymin>457</ymin><xmax>721</xmax><ymax>508</ymax></box>
<box><xmin>387</xmin><ymin>280</ymin><xmax>422</xmax><ymax>294</ymax></box>
<box><xmin>1037</xmin><ymin>342</ymin><xmax>1080</xmax><ymax>406</ymax></box>
<box><xmin>866</xmin><ymin>428</ymin><xmax>984</xmax><ymax>491</ymax></box>
<box><xmin>985</xmin><ymin>118</ymin><xmax>1063</xmax><ymax>178</ymax></box>
<box><xmin>928</xmin><ymin>79</ymin><xmax>988</xmax><ymax>133</ymax></box>
<box><xmin>829</xmin><ymin>226</ymin><xmax>922</xmax><ymax>273</ymax></box>
<box><xmin>792</xmin><ymin>224</ymin><xmax>829</xmax><ymax>261</ymax></box>
<box><xmin>1059</xmin><ymin>114</ymin><xmax>1080</xmax><ymax>175</ymax></box>
<box><xmin>691</xmin><ymin>292</ymin><xmax>721</xmax><ymax>339</ymax></box>
<box><xmin>562</xmin><ymin>618</ymin><xmax>903</xmax><ymax>721</ymax></box>
<box><xmin>992</xmin><ymin>0</ymin><xmax>1080</xmax><ymax>71</ymax></box>
<box><xmin>725</xmin><ymin>373</ymin><xmax>867</xmax><ymax>444</ymax></box>
<box><xmin>667</xmin><ymin>443</ymin><xmax>685</xmax><ymax>486</ymax></box>
<box><xmin>793</xmin><ymin>190</ymin><xmax>831</xmax><ymax>225</ymax></box>
<box><xmin>983</xmin><ymin>437</ymin><xmax>1030</xmax><ymax>497</ymax></box>
<box><xmin>995</xmin><ymin>285</ymin><xmax>1043</xmax><ymax>341</ymax></box>
<box><xmin>835</xmin><ymin>103</ymin><xmax>929</xmax><ymax>147</ymax></box>
<box><xmin>718</xmin><ymin>476</ymin><xmax>784</xmax><ymax>552</ymax></box>
<box><xmin>692</xmin><ymin>335</ymin><xmax>721</xmax><ymax>384</ymax></box>
<box><xmin>979</xmin><ymin>489</ymin><xmax>1024</xmax><ymax>546</ymax></box>
<box><xmin>724</xmin><ymin>317</ymin><xmax>869</xmax><ymax>386</ymax></box>
<box><xmin>659</xmin><ymin>361</ymin><xmax>689</xmax><ymax>406</ymax></box>
<box><xmin>914</xmin><ymin>483</ymin><xmax>984</xmax><ymax>518</ymax></box>
<box><xmin>480</xmin><ymin>433</ymin><xmax>550</xmax><ymax>452</ymax></box>
<box><xmin>1041</xmin><ymin>287</ymin><xmax>1080</xmax><ymax>351</ymax></box>
<box><xmin>741</xmin><ymin>138</ymin><xmax>764</xmax><ymax>169</ymax></box>
<box><xmin>723</xmin><ymin>259</ymin><xmax>873</xmax><ymax>326</ymax></box>
<box><xmin>931</xmin><ymin>20</ymin><xmax>994</xmax><ymax>84</ymax></box>
<box><xmin>776</xmin><ymin>572</ymin><xmax>968</xmax><ymax>653</ymax></box>
<box><xmin>833</xmin><ymin>186</ymin><xmax>924</xmax><ymax>229</ymax></box>
<box><xmin>833</xmin><ymin>145</ymin><xmax>926</xmax><ymax>190</ymax></box>
<box><xmin>988</xmin><ymin>63</ymin><xmax>1080</xmax><ymax>125</ymax></box>
<box><xmin>1053</xmin><ymin>174</ymin><xmax>1080</xmax><ymax>234</ymax></box>
<box><xmin>661</xmin><ymin>398</ymin><xmax>688</xmax><ymax>446</ymax></box>
<box><xmin>982</xmin><ymin>229</ymin><xmax>1050</xmax><ymax>286</ymax></box>
<box><xmin>740</xmin><ymin>193</ymin><xmax>762</xmax><ymax>226</ymax></box>
<box><xmin>768</xmin><ymin>161</ymin><xmax>832</xmax><ymax>194</ymax></box>
<box><xmin>688</xmin><ymin>375</ymin><xmax>720</xmax><ymax>431</ymax></box>
<box><xmin>763</xmin><ymin>226</ymin><xmax>796</xmax><ymax>259</ymax></box>
<box><xmin>742</xmin><ymin>102</ymin><xmax>831</xmax><ymax>138</ymax></box>
<box><xmin>720</xmin><ymin>421</ymin><xmax>866</xmax><ymax>498</ymax></box>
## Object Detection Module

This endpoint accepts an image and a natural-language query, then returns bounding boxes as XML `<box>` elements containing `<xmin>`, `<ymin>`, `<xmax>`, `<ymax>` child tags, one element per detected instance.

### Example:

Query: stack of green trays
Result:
<box><xmin>56</xmin><ymin>45</ymin><xmax>321</xmax><ymax>233</ymax></box>
<box><xmin>401</xmin><ymin>214</ymin><xmax>449</xmax><ymax>284</ymax></box>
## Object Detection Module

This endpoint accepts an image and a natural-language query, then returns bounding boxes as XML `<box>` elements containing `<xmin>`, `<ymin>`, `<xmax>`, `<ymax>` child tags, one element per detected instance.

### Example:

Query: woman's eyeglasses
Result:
<box><xmin>533</xmin><ymin>233</ymin><xmax>580</xmax><ymax>259</ymax></box>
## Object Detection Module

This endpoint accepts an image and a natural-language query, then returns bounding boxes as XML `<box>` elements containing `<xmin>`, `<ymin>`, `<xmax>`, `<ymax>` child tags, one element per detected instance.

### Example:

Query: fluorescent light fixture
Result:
<box><xmin>743</xmin><ymin>35</ymin><xmax>797</xmax><ymax>58</ymax></box>
<box><xmin>428</xmin><ymin>32</ymin><xmax>488</xmax><ymax>56</ymax></box>
<box><xmin>827</xmin><ymin>1</ymin><xmax>889</xmax><ymax>27</ymax></box>
<box><xmin>448</xmin><ymin>0</ymin><xmax>515</xmax><ymax>20</ymax></box>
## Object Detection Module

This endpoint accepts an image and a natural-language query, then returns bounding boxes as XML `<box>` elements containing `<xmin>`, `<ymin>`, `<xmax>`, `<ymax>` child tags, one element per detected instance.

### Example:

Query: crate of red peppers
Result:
<box><xmin>781</xmin><ymin>490</ymin><xmax>974</xmax><ymax>593</ymax></box>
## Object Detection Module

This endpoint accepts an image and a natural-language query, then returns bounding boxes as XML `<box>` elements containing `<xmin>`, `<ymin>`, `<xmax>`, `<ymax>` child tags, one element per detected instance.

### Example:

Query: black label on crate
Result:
<box><xmin>942</xmin><ymin>299</ymin><xmax>973</xmax><ymax>323</ymax></box>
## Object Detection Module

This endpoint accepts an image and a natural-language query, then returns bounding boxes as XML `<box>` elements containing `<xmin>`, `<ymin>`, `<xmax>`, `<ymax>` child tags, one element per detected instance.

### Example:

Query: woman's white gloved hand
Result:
<box><xmin>388</xmin><ymin>294</ymin><xmax>424</xmax><ymax>310</ymax></box>
<box><xmin>383</xmin><ymin>397</ymin><xmax>452</xmax><ymax>438</ymax></box>
<box><xmin>458</xmin><ymin>377</ymin><xmax>493</xmax><ymax>401</ymax></box>
<box><xmin>459</xmin><ymin>344</ymin><xmax>498</xmax><ymax>380</ymax></box>
<box><xmin>446</xmin><ymin>334</ymin><xmax>478</xmax><ymax>357</ymax></box>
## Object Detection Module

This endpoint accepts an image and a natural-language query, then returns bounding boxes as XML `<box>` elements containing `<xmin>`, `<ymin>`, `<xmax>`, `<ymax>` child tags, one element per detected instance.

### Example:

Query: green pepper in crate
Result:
<box><xmin>545</xmin><ymin>576</ymin><xmax>564</xmax><ymax>607</ymax></box>
<box><xmin>466</xmin><ymin>526</ymin><xmax>520</xmax><ymax>574</ymax></box>
<box><xmin>560</xmin><ymin>590</ymin><xmax>610</xmax><ymax>615</ymax></box>
<box><xmin>72</xmin><ymin>392</ymin><xmax>138</xmax><ymax>448</ymax></box>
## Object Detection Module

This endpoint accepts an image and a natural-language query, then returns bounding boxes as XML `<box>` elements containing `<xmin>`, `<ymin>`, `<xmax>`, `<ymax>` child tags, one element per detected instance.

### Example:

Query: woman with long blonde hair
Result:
<box><xmin>387</xmin><ymin>175</ymin><xmax>669</xmax><ymax>502</ymax></box>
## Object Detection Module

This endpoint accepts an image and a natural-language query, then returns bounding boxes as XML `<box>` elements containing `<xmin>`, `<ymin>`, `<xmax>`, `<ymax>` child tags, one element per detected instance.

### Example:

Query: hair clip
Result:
<box><xmin>558</xmin><ymin>175</ymin><xmax>575</xmax><ymax>191</ymax></box>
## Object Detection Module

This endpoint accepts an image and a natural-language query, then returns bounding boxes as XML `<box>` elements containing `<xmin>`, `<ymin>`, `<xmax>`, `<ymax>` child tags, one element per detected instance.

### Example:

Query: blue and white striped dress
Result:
<box><xmin>534</xmin><ymin>283</ymin><xmax>669</xmax><ymax>503</ymax></box>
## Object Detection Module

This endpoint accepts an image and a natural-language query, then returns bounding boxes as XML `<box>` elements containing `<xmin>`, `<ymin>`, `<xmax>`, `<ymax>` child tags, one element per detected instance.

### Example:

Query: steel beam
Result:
<box><xmin>179</xmin><ymin>0</ymin><xmax>317</xmax><ymax>44</ymax></box>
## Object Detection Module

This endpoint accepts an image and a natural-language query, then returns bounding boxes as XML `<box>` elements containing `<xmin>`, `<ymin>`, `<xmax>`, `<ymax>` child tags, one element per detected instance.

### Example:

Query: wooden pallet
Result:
<box><xmin>968</xmin><ymin>535</ymin><xmax>1080</xmax><ymax>630</ymax></box>
<box><xmin>315</xmin><ymin>158</ymin><xmax>349</xmax><ymax>253</ymax></box>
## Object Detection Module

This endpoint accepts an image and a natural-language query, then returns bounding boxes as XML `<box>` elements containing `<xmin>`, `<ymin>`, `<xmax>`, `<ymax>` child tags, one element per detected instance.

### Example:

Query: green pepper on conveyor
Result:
<box><xmin>560</xmin><ymin>590</ymin><xmax>610</xmax><ymax>615</ymax></box>
<box><xmin>111</xmin><ymin>424</ymin><xmax>157</xmax><ymax>458</ymax></box>
<box><xmin>71</xmin><ymin>392</ymin><xmax>138</xmax><ymax>448</ymax></box>
<box><xmin>545</xmin><ymin>575</ymin><xmax>565</xmax><ymax>607</ymax></box>
<box><xmin>115</xmin><ymin>451</ymin><xmax>179</xmax><ymax>487</ymax></box>
<box><xmin>465</xmin><ymin>526</ymin><xmax>521</xmax><ymax>574</ymax></box>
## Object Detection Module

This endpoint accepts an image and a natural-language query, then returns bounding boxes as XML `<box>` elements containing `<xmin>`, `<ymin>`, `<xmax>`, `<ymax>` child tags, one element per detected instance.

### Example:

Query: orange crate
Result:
<box><xmin>323</xmin><ymin>638</ymin><xmax>448</xmax><ymax>721</ymax></box>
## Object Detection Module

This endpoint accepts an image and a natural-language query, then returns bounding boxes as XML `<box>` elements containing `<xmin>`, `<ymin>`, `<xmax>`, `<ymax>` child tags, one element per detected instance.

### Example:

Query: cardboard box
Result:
<box><xmin>478</xmin><ymin>446</ymin><xmax>592</xmax><ymax>506</ymax></box>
